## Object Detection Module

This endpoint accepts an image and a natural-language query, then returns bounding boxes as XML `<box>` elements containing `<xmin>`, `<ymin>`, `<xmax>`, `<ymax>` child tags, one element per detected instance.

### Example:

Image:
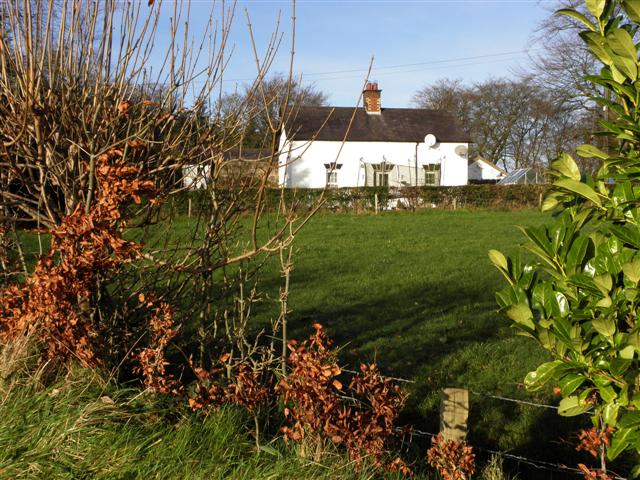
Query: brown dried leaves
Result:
<box><xmin>576</xmin><ymin>427</ymin><xmax>615</xmax><ymax>480</ymax></box>
<box><xmin>0</xmin><ymin>148</ymin><xmax>154</xmax><ymax>365</ymax></box>
<box><xmin>277</xmin><ymin>323</ymin><xmax>407</xmax><ymax>472</ymax></box>
<box><xmin>426</xmin><ymin>434</ymin><xmax>476</xmax><ymax>480</ymax></box>
<box><xmin>135</xmin><ymin>301</ymin><xmax>181</xmax><ymax>395</ymax></box>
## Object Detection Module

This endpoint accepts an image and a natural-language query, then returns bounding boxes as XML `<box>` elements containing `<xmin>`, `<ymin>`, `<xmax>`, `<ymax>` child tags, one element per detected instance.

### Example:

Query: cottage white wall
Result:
<box><xmin>417</xmin><ymin>142</ymin><xmax>468</xmax><ymax>186</ymax></box>
<box><xmin>278</xmin><ymin>136</ymin><xmax>468</xmax><ymax>187</ymax></box>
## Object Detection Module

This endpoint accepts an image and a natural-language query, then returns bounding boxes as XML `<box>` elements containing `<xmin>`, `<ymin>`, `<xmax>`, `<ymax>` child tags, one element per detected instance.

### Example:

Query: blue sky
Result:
<box><xmin>152</xmin><ymin>0</ymin><xmax>555</xmax><ymax>107</ymax></box>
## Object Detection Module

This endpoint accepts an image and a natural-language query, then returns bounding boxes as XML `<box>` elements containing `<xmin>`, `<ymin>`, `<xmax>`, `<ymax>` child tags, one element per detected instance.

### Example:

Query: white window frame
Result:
<box><xmin>326</xmin><ymin>170</ymin><xmax>338</xmax><ymax>187</ymax></box>
<box><xmin>424</xmin><ymin>163</ymin><xmax>441</xmax><ymax>186</ymax></box>
<box><xmin>324</xmin><ymin>163</ymin><xmax>342</xmax><ymax>188</ymax></box>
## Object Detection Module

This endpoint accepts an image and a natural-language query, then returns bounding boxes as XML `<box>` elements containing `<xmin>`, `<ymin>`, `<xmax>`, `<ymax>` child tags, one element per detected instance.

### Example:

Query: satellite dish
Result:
<box><xmin>455</xmin><ymin>145</ymin><xmax>468</xmax><ymax>158</ymax></box>
<box><xmin>424</xmin><ymin>134</ymin><xmax>437</xmax><ymax>148</ymax></box>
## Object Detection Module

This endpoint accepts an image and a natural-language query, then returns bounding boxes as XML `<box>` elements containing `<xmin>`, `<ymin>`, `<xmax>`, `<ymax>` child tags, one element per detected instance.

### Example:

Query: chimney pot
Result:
<box><xmin>363</xmin><ymin>81</ymin><xmax>381</xmax><ymax>114</ymax></box>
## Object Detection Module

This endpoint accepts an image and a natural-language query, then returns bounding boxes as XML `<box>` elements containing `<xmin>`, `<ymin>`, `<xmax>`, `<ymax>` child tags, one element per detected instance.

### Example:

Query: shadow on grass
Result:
<box><xmin>283</xmin><ymin>273</ymin><xmax>596</xmax><ymax>478</ymax></box>
<box><xmin>286</xmin><ymin>275</ymin><xmax>504</xmax><ymax>375</ymax></box>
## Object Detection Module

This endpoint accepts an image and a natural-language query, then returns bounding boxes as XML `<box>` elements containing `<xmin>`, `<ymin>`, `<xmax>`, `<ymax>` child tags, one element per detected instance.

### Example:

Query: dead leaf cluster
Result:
<box><xmin>277</xmin><ymin>323</ymin><xmax>408</xmax><ymax>472</ymax></box>
<box><xmin>426</xmin><ymin>433</ymin><xmax>476</xmax><ymax>480</ymax></box>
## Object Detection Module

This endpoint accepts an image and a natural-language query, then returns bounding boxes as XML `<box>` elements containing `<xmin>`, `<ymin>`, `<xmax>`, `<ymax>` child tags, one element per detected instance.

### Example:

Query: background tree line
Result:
<box><xmin>411</xmin><ymin>76</ymin><xmax>595</xmax><ymax>173</ymax></box>
<box><xmin>411</xmin><ymin>0</ymin><xmax>609</xmax><ymax>173</ymax></box>
<box><xmin>217</xmin><ymin>75</ymin><xmax>328</xmax><ymax>149</ymax></box>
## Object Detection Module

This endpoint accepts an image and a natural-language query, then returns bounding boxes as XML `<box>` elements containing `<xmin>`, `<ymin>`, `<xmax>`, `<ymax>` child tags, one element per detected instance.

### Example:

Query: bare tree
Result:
<box><xmin>218</xmin><ymin>74</ymin><xmax>328</xmax><ymax>148</ymax></box>
<box><xmin>525</xmin><ymin>0</ymin><xmax>621</xmax><ymax>171</ymax></box>
<box><xmin>412</xmin><ymin>2</ymin><xmax>614</xmax><ymax>173</ymax></box>
<box><xmin>413</xmin><ymin>77</ymin><xmax>586</xmax><ymax>171</ymax></box>
<box><xmin>0</xmin><ymin>0</ymin><xmax>328</xmax><ymax>374</ymax></box>
<box><xmin>528</xmin><ymin>0</ymin><xmax>599</xmax><ymax>108</ymax></box>
<box><xmin>412</xmin><ymin>78</ymin><xmax>469</xmax><ymax>115</ymax></box>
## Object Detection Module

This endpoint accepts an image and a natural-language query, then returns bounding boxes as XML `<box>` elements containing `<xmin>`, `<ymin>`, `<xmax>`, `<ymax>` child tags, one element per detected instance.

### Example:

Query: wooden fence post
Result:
<box><xmin>374</xmin><ymin>193</ymin><xmax>379</xmax><ymax>214</ymax></box>
<box><xmin>440</xmin><ymin>388</ymin><xmax>469</xmax><ymax>441</ymax></box>
<box><xmin>188</xmin><ymin>197</ymin><xmax>192</xmax><ymax>218</ymax></box>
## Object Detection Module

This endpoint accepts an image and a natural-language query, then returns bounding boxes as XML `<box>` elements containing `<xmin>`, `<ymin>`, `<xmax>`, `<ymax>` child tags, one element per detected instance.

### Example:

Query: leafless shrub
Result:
<box><xmin>0</xmin><ymin>0</ymin><xmax>329</xmax><ymax>381</ymax></box>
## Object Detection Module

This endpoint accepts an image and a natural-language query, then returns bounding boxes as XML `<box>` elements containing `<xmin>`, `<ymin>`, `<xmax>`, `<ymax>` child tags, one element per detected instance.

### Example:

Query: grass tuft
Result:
<box><xmin>0</xmin><ymin>366</ymin><xmax>426</xmax><ymax>479</ymax></box>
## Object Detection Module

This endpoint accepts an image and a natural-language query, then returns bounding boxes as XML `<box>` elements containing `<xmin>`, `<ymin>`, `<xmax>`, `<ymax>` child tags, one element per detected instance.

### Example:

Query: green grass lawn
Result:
<box><xmin>254</xmin><ymin>209</ymin><xmax>589</xmax><ymax>465</ymax></box>
<box><xmin>14</xmin><ymin>207</ymin><xmax>596</xmax><ymax>475</ymax></box>
<box><xmin>0</xmin><ymin>369</ymin><xmax>405</xmax><ymax>480</ymax></box>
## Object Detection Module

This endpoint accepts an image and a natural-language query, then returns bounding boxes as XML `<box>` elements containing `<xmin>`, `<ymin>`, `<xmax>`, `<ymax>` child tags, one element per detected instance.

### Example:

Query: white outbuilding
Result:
<box><xmin>182</xmin><ymin>148</ymin><xmax>278</xmax><ymax>190</ymax></box>
<box><xmin>278</xmin><ymin>82</ymin><xmax>471</xmax><ymax>188</ymax></box>
<box><xmin>468</xmin><ymin>157</ymin><xmax>506</xmax><ymax>183</ymax></box>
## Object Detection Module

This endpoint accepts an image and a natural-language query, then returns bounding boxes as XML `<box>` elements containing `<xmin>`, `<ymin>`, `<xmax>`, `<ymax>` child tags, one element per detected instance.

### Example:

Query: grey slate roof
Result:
<box><xmin>284</xmin><ymin>106</ymin><xmax>471</xmax><ymax>143</ymax></box>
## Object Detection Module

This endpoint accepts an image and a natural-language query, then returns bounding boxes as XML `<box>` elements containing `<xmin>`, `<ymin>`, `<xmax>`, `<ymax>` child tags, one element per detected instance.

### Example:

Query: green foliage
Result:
<box><xmin>402</xmin><ymin>185</ymin><xmax>549</xmax><ymax>209</ymax></box>
<box><xmin>490</xmin><ymin>0</ymin><xmax>640</xmax><ymax>468</ymax></box>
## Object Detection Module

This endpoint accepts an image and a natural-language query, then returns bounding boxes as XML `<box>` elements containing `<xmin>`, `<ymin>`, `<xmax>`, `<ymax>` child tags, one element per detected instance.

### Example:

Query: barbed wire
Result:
<box><xmin>469</xmin><ymin>390</ymin><xmax>559</xmax><ymax>411</ymax></box>
<box><xmin>343</xmin><ymin>366</ymin><xmax>563</xmax><ymax>410</ymax></box>
<box><xmin>341</xmin><ymin>367</ymin><xmax>416</xmax><ymax>384</ymax></box>
<box><xmin>478</xmin><ymin>447</ymin><xmax>626</xmax><ymax>480</ymax></box>
<box><xmin>279</xmin><ymin>347</ymin><xmax>621</xmax><ymax>476</ymax></box>
<box><xmin>400</xmin><ymin>427</ymin><xmax>627</xmax><ymax>479</ymax></box>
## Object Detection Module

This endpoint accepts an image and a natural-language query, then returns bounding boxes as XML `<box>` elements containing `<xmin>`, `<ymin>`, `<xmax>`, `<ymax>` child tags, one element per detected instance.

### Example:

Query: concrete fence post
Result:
<box><xmin>440</xmin><ymin>388</ymin><xmax>469</xmax><ymax>441</ymax></box>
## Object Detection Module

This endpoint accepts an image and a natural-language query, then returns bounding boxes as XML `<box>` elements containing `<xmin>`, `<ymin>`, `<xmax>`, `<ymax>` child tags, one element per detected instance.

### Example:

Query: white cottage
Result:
<box><xmin>278</xmin><ymin>82</ymin><xmax>471</xmax><ymax>188</ymax></box>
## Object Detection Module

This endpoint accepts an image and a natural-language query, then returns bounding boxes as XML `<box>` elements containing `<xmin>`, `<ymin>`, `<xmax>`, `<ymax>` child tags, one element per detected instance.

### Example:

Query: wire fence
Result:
<box><xmin>469</xmin><ymin>390</ymin><xmax>560</xmax><ymax>411</ymax></box>
<box><xmin>402</xmin><ymin>427</ymin><xmax>627</xmax><ymax>480</ymax></box>
<box><xmin>175</xmin><ymin>185</ymin><xmax>552</xmax><ymax>216</ymax></box>
<box><xmin>341</xmin><ymin>366</ymin><xmax>626</xmax><ymax>479</ymax></box>
<box><xmin>341</xmin><ymin>367</ymin><xmax>417</xmax><ymax>384</ymax></box>
<box><xmin>343</xmin><ymin>366</ymin><xmax>562</xmax><ymax>409</ymax></box>
<box><xmin>272</xmin><ymin>338</ymin><xmax>623</xmax><ymax>477</ymax></box>
<box><xmin>417</xmin><ymin>196</ymin><xmax>543</xmax><ymax>211</ymax></box>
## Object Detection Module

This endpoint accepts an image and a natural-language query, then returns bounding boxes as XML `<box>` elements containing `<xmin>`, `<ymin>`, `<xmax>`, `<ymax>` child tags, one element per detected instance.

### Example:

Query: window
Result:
<box><xmin>324</xmin><ymin>163</ymin><xmax>342</xmax><ymax>187</ymax></box>
<box><xmin>424</xmin><ymin>163</ymin><xmax>441</xmax><ymax>186</ymax></box>
<box><xmin>371</xmin><ymin>162</ymin><xmax>393</xmax><ymax>187</ymax></box>
<box><xmin>374</xmin><ymin>171</ymin><xmax>389</xmax><ymax>187</ymax></box>
<box><xmin>326</xmin><ymin>170</ymin><xmax>338</xmax><ymax>187</ymax></box>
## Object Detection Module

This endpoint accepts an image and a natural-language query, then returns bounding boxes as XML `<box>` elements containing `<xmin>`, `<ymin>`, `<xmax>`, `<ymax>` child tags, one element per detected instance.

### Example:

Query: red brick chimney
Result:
<box><xmin>363</xmin><ymin>81</ymin><xmax>381</xmax><ymax>114</ymax></box>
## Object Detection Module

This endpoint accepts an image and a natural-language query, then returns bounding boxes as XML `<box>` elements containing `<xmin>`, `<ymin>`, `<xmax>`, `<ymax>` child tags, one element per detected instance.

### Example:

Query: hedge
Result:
<box><xmin>166</xmin><ymin>184</ymin><xmax>550</xmax><ymax>216</ymax></box>
<box><xmin>398</xmin><ymin>184</ymin><xmax>550</xmax><ymax>210</ymax></box>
